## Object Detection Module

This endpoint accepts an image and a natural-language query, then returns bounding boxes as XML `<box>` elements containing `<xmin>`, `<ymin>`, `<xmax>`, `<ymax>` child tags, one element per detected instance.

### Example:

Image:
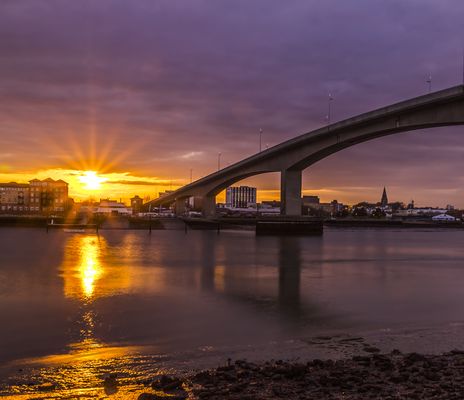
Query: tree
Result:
<box><xmin>352</xmin><ymin>207</ymin><xmax>368</xmax><ymax>217</ymax></box>
<box><xmin>372</xmin><ymin>207</ymin><xmax>386</xmax><ymax>218</ymax></box>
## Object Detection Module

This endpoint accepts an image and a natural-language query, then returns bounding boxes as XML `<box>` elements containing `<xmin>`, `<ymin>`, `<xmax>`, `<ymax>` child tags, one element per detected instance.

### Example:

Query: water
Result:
<box><xmin>1</xmin><ymin>227</ymin><xmax>464</xmax><ymax>397</ymax></box>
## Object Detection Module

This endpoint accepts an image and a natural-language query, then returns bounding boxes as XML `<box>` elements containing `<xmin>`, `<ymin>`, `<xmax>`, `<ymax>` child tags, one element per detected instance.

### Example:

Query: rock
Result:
<box><xmin>151</xmin><ymin>374</ymin><xmax>182</xmax><ymax>391</ymax></box>
<box><xmin>103</xmin><ymin>374</ymin><xmax>118</xmax><ymax>395</ymax></box>
<box><xmin>103</xmin><ymin>374</ymin><xmax>118</xmax><ymax>388</ymax></box>
<box><xmin>193</xmin><ymin>370</ymin><xmax>212</xmax><ymax>384</ymax></box>
<box><xmin>352</xmin><ymin>355</ymin><xmax>371</xmax><ymax>366</ymax></box>
<box><xmin>280</xmin><ymin>363</ymin><xmax>306</xmax><ymax>379</ymax></box>
<box><xmin>218</xmin><ymin>370</ymin><xmax>237</xmax><ymax>382</ymax></box>
<box><xmin>424</xmin><ymin>371</ymin><xmax>441</xmax><ymax>381</ymax></box>
<box><xmin>364</xmin><ymin>346</ymin><xmax>380</xmax><ymax>353</ymax></box>
<box><xmin>37</xmin><ymin>382</ymin><xmax>55</xmax><ymax>392</ymax></box>
<box><xmin>217</xmin><ymin>365</ymin><xmax>234</xmax><ymax>372</ymax></box>
<box><xmin>389</xmin><ymin>373</ymin><xmax>403</xmax><ymax>383</ymax></box>
<box><xmin>309</xmin><ymin>359</ymin><xmax>325</xmax><ymax>368</ymax></box>
<box><xmin>404</xmin><ymin>352</ymin><xmax>427</xmax><ymax>364</ymax></box>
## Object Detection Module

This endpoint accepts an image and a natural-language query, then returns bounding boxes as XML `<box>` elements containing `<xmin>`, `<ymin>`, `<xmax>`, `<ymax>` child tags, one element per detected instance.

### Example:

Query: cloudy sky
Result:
<box><xmin>1</xmin><ymin>0</ymin><xmax>464</xmax><ymax>205</ymax></box>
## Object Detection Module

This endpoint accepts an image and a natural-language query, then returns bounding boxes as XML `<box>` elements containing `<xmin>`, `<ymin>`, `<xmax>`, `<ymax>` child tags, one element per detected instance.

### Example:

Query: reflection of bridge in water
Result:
<box><xmin>196</xmin><ymin>232</ymin><xmax>327</xmax><ymax>324</ymax></box>
<box><xmin>147</xmin><ymin>85</ymin><xmax>464</xmax><ymax>216</ymax></box>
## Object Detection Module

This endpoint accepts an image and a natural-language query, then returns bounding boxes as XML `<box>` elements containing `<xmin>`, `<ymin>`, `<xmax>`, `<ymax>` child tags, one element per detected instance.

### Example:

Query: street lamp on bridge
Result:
<box><xmin>327</xmin><ymin>93</ymin><xmax>334</xmax><ymax>126</ymax></box>
<box><xmin>426</xmin><ymin>74</ymin><xmax>432</xmax><ymax>93</ymax></box>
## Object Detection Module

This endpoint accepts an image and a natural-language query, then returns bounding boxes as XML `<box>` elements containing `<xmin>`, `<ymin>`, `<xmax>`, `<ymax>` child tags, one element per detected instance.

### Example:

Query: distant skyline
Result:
<box><xmin>1</xmin><ymin>1</ymin><xmax>464</xmax><ymax>206</ymax></box>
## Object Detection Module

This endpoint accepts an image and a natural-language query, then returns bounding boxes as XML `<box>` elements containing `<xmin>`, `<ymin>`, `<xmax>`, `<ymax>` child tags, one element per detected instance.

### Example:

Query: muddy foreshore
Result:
<box><xmin>133</xmin><ymin>350</ymin><xmax>464</xmax><ymax>399</ymax></box>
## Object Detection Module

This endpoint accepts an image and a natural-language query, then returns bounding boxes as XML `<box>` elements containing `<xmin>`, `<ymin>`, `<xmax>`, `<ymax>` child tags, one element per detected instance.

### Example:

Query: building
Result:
<box><xmin>29</xmin><ymin>178</ymin><xmax>68</xmax><ymax>214</ymax></box>
<box><xmin>432</xmin><ymin>214</ymin><xmax>456</xmax><ymax>222</ymax></box>
<box><xmin>130</xmin><ymin>195</ymin><xmax>143</xmax><ymax>214</ymax></box>
<box><xmin>0</xmin><ymin>182</ymin><xmax>30</xmax><ymax>213</ymax></box>
<box><xmin>380</xmin><ymin>187</ymin><xmax>388</xmax><ymax>208</ymax></box>
<box><xmin>302</xmin><ymin>195</ymin><xmax>320</xmax><ymax>207</ymax></box>
<box><xmin>0</xmin><ymin>178</ymin><xmax>68</xmax><ymax>214</ymax></box>
<box><xmin>95</xmin><ymin>199</ymin><xmax>131</xmax><ymax>215</ymax></box>
<box><xmin>225</xmin><ymin>186</ymin><xmax>257</xmax><ymax>208</ymax></box>
<box><xmin>261</xmin><ymin>200</ymin><xmax>280</xmax><ymax>208</ymax></box>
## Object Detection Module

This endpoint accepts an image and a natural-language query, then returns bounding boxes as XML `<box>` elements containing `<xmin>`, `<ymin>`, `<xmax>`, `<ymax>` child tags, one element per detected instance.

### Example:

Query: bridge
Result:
<box><xmin>147</xmin><ymin>85</ymin><xmax>464</xmax><ymax>216</ymax></box>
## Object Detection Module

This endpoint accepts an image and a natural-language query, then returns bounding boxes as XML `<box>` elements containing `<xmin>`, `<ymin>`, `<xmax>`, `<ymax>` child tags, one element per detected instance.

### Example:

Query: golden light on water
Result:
<box><xmin>62</xmin><ymin>235</ymin><xmax>105</xmax><ymax>301</ymax></box>
<box><xmin>79</xmin><ymin>237</ymin><xmax>102</xmax><ymax>298</ymax></box>
<box><xmin>61</xmin><ymin>234</ymin><xmax>156</xmax><ymax>301</ymax></box>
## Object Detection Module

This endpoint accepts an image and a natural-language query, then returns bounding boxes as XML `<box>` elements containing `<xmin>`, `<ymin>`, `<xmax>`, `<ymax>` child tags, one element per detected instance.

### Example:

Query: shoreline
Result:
<box><xmin>0</xmin><ymin>216</ymin><xmax>463</xmax><ymax>231</ymax></box>
<box><xmin>136</xmin><ymin>350</ymin><xmax>464</xmax><ymax>399</ymax></box>
<box><xmin>4</xmin><ymin>345</ymin><xmax>464</xmax><ymax>399</ymax></box>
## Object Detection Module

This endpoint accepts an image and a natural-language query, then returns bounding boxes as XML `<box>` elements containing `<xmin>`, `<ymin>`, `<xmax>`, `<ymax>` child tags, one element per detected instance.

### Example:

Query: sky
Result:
<box><xmin>1</xmin><ymin>0</ymin><xmax>464</xmax><ymax>206</ymax></box>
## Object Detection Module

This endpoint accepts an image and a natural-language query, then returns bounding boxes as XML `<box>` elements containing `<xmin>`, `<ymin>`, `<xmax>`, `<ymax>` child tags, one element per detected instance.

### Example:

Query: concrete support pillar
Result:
<box><xmin>280</xmin><ymin>169</ymin><xmax>302</xmax><ymax>216</ymax></box>
<box><xmin>202</xmin><ymin>195</ymin><xmax>216</xmax><ymax>218</ymax></box>
<box><xmin>174</xmin><ymin>198</ymin><xmax>186</xmax><ymax>215</ymax></box>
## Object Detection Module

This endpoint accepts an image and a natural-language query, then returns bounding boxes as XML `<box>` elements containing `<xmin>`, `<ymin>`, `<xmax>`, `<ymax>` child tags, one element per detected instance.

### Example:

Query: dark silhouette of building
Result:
<box><xmin>380</xmin><ymin>187</ymin><xmax>388</xmax><ymax>207</ymax></box>
<box><xmin>302</xmin><ymin>195</ymin><xmax>320</xmax><ymax>207</ymax></box>
<box><xmin>130</xmin><ymin>195</ymin><xmax>143</xmax><ymax>214</ymax></box>
<box><xmin>29</xmin><ymin>178</ymin><xmax>68</xmax><ymax>214</ymax></box>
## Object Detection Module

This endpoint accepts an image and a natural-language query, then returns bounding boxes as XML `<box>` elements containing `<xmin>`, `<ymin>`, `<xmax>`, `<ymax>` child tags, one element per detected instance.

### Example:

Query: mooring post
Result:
<box><xmin>149</xmin><ymin>215</ymin><xmax>152</xmax><ymax>235</ymax></box>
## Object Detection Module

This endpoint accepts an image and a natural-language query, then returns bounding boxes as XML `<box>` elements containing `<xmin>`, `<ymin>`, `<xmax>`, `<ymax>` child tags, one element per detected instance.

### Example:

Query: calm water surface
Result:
<box><xmin>1</xmin><ymin>227</ymin><xmax>464</xmax><ymax>396</ymax></box>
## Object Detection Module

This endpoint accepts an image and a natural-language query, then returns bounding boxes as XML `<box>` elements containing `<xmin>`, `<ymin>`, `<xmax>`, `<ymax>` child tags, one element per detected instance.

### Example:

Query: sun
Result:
<box><xmin>79</xmin><ymin>171</ymin><xmax>106</xmax><ymax>190</ymax></box>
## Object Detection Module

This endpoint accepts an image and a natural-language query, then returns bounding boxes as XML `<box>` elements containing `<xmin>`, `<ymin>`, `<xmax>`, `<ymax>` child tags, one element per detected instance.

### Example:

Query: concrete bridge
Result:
<box><xmin>147</xmin><ymin>85</ymin><xmax>464</xmax><ymax>216</ymax></box>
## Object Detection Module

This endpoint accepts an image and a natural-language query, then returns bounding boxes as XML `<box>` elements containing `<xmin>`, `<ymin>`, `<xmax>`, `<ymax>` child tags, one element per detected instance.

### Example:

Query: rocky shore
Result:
<box><xmin>136</xmin><ymin>350</ymin><xmax>464</xmax><ymax>399</ymax></box>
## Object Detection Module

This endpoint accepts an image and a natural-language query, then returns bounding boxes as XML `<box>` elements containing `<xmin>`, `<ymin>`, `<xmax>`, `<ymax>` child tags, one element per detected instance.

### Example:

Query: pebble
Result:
<box><xmin>164</xmin><ymin>350</ymin><xmax>464</xmax><ymax>399</ymax></box>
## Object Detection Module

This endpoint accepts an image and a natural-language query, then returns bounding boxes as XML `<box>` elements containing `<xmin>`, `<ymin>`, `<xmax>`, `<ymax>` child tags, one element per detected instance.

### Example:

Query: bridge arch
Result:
<box><xmin>147</xmin><ymin>85</ymin><xmax>464</xmax><ymax>216</ymax></box>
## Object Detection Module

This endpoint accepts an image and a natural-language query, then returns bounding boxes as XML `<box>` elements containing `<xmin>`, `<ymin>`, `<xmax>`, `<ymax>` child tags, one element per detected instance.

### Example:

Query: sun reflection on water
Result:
<box><xmin>3</xmin><ymin>233</ymin><xmax>169</xmax><ymax>398</ymax></box>
<box><xmin>80</xmin><ymin>238</ymin><xmax>102</xmax><ymax>298</ymax></box>
<box><xmin>61</xmin><ymin>235</ymin><xmax>105</xmax><ymax>301</ymax></box>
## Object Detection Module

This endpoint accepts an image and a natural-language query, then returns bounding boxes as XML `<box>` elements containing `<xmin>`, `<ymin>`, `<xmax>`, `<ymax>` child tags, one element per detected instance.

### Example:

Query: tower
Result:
<box><xmin>380</xmin><ymin>187</ymin><xmax>388</xmax><ymax>207</ymax></box>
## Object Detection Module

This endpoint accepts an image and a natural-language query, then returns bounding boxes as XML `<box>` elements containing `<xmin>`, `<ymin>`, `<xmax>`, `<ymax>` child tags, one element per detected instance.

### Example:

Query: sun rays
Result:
<box><xmin>79</xmin><ymin>171</ymin><xmax>107</xmax><ymax>191</ymax></box>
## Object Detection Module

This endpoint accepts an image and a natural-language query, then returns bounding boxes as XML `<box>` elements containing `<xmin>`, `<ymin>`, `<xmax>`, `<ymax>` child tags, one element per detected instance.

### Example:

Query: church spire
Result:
<box><xmin>380</xmin><ymin>187</ymin><xmax>388</xmax><ymax>207</ymax></box>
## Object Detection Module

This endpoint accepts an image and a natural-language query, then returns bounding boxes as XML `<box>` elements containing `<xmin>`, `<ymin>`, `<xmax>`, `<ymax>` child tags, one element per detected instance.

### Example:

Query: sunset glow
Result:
<box><xmin>79</xmin><ymin>171</ymin><xmax>107</xmax><ymax>191</ymax></box>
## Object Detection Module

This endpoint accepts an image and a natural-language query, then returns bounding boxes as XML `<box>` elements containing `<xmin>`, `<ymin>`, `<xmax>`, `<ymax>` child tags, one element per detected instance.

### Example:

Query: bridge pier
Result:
<box><xmin>202</xmin><ymin>196</ymin><xmax>216</xmax><ymax>217</ymax></box>
<box><xmin>280</xmin><ymin>169</ymin><xmax>302</xmax><ymax>216</ymax></box>
<box><xmin>175</xmin><ymin>198</ymin><xmax>186</xmax><ymax>215</ymax></box>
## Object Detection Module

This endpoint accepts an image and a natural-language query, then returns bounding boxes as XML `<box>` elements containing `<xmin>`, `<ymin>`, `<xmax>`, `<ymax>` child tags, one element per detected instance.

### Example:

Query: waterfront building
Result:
<box><xmin>226</xmin><ymin>186</ymin><xmax>257</xmax><ymax>208</ymax></box>
<box><xmin>394</xmin><ymin>207</ymin><xmax>448</xmax><ymax>217</ymax></box>
<box><xmin>0</xmin><ymin>182</ymin><xmax>30</xmax><ymax>213</ymax></box>
<box><xmin>29</xmin><ymin>178</ymin><xmax>68</xmax><ymax>214</ymax></box>
<box><xmin>261</xmin><ymin>200</ymin><xmax>281</xmax><ymax>208</ymax></box>
<box><xmin>0</xmin><ymin>178</ymin><xmax>68</xmax><ymax>214</ymax></box>
<box><xmin>302</xmin><ymin>195</ymin><xmax>320</xmax><ymax>207</ymax></box>
<box><xmin>95</xmin><ymin>199</ymin><xmax>132</xmax><ymax>215</ymax></box>
<box><xmin>130</xmin><ymin>195</ymin><xmax>143</xmax><ymax>214</ymax></box>
<box><xmin>432</xmin><ymin>213</ymin><xmax>457</xmax><ymax>222</ymax></box>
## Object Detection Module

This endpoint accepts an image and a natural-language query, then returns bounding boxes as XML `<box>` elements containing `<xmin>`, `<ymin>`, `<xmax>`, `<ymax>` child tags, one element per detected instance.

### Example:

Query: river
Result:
<box><xmin>1</xmin><ymin>227</ymin><xmax>464</xmax><ymax>397</ymax></box>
